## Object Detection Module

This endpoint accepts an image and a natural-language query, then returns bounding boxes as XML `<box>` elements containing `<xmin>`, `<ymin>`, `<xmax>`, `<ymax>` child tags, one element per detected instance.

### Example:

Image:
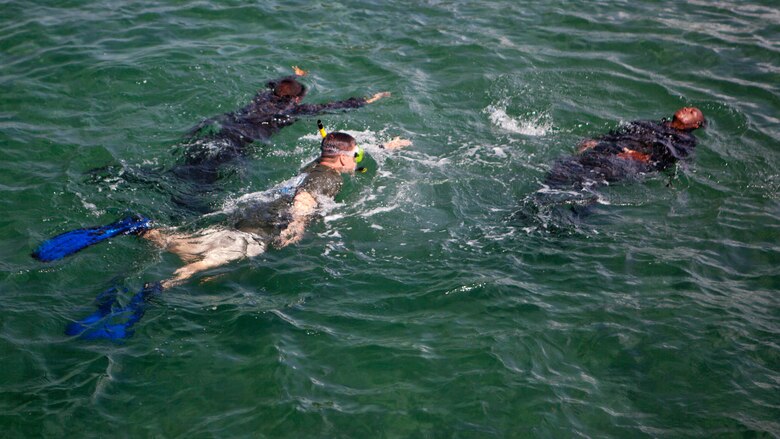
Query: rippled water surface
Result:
<box><xmin>2</xmin><ymin>1</ymin><xmax>779</xmax><ymax>437</ymax></box>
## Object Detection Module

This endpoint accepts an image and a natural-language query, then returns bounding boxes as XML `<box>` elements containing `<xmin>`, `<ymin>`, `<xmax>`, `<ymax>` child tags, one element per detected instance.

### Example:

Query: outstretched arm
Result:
<box><xmin>382</xmin><ymin>136</ymin><xmax>412</xmax><ymax>150</ymax></box>
<box><xmin>273</xmin><ymin>191</ymin><xmax>318</xmax><ymax>249</ymax></box>
<box><xmin>294</xmin><ymin>92</ymin><xmax>391</xmax><ymax>115</ymax></box>
<box><xmin>365</xmin><ymin>91</ymin><xmax>390</xmax><ymax>104</ymax></box>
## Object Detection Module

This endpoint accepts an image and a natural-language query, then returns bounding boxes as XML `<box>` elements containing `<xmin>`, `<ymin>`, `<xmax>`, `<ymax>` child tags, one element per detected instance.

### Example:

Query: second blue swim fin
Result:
<box><xmin>32</xmin><ymin>215</ymin><xmax>152</xmax><ymax>262</ymax></box>
<box><xmin>65</xmin><ymin>282</ymin><xmax>162</xmax><ymax>341</ymax></box>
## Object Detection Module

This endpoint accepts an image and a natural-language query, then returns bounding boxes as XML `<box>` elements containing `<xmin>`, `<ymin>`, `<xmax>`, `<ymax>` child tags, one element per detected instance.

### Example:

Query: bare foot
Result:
<box><xmin>292</xmin><ymin>66</ymin><xmax>307</xmax><ymax>76</ymax></box>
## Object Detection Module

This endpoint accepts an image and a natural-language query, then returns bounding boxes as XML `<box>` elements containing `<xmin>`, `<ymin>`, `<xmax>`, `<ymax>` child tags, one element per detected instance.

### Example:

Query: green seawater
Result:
<box><xmin>2</xmin><ymin>1</ymin><xmax>779</xmax><ymax>437</ymax></box>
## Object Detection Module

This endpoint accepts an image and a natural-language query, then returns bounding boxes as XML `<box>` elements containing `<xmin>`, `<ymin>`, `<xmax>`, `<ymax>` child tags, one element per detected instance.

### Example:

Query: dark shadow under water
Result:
<box><xmin>510</xmin><ymin>187</ymin><xmax>600</xmax><ymax>235</ymax></box>
<box><xmin>86</xmin><ymin>136</ymin><xmax>257</xmax><ymax>222</ymax></box>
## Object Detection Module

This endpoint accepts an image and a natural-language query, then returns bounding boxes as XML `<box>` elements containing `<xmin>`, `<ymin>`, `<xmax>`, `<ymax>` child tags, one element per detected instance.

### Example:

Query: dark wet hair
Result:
<box><xmin>273</xmin><ymin>78</ymin><xmax>306</xmax><ymax>98</ymax></box>
<box><xmin>320</xmin><ymin>132</ymin><xmax>356</xmax><ymax>157</ymax></box>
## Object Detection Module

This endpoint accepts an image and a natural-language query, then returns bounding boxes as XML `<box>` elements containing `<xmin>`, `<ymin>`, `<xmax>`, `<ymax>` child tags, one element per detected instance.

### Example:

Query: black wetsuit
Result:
<box><xmin>545</xmin><ymin>119</ymin><xmax>699</xmax><ymax>190</ymax></box>
<box><xmin>173</xmin><ymin>76</ymin><xmax>367</xmax><ymax>184</ymax></box>
<box><xmin>231</xmin><ymin>161</ymin><xmax>343</xmax><ymax>239</ymax></box>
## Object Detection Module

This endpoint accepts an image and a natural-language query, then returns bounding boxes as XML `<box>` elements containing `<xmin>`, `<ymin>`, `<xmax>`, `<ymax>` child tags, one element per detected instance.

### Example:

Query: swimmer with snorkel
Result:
<box><xmin>33</xmin><ymin>122</ymin><xmax>411</xmax><ymax>340</ymax></box>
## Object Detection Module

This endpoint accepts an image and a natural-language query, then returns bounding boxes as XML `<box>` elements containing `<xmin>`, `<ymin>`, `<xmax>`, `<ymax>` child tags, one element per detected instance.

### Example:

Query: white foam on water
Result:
<box><xmin>485</xmin><ymin>104</ymin><xmax>552</xmax><ymax>136</ymax></box>
<box><xmin>492</xmin><ymin>147</ymin><xmax>508</xmax><ymax>158</ymax></box>
<box><xmin>314</xmin><ymin>194</ymin><xmax>343</xmax><ymax>220</ymax></box>
<box><xmin>323</xmin><ymin>214</ymin><xmax>344</xmax><ymax>224</ymax></box>
<box><xmin>74</xmin><ymin>191</ymin><xmax>103</xmax><ymax>216</ymax></box>
<box><xmin>318</xmin><ymin>229</ymin><xmax>342</xmax><ymax>239</ymax></box>
<box><xmin>211</xmin><ymin>174</ymin><xmax>306</xmax><ymax>217</ymax></box>
<box><xmin>360</xmin><ymin>204</ymin><xmax>399</xmax><ymax>218</ymax></box>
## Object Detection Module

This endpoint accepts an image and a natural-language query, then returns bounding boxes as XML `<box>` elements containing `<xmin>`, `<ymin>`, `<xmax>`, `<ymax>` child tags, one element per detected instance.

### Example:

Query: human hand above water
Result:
<box><xmin>366</xmin><ymin>91</ymin><xmax>390</xmax><ymax>104</ymax></box>
<box><xmin>382</xmin><ymin>137</ymin><xmax>412</xmax><ymax>150</ymax></box>
<box><xmin>292</xmin><ymin>65</ymin><xmax>307</xmax><ymax>76</ymax></box>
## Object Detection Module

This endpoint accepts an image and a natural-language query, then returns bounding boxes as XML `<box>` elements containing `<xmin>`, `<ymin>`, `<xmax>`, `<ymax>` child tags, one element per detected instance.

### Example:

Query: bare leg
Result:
<box><xmin>140</xmin><ymin>228</ymin><xmax>208</xmax><ymax>263</ymax></box>
<box><xmin>161</xmin><ymin>258</ymin><xmax>228</xmax><ymax>289</ymax></box>
<box><xmin>144</xmin><ymin>227</ymin><xmax>266</xmax><ymax>288</ymax></box>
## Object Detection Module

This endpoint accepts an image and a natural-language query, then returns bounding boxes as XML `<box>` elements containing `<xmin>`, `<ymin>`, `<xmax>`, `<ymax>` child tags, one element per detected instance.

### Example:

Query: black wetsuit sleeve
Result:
<box><xmin>292</xmin><ymin>97</ymin><xmax>367</xmax><ymax>115</ymax></box>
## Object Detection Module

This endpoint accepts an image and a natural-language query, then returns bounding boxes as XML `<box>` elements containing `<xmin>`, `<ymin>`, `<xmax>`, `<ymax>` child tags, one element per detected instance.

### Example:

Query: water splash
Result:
<box><xmin>211</xmin><ymin>174</ymin><xmax>306</xmax><ymax>217</ymax></box>
<box><xmin>485</xmin><ymin>103</ymin><xmax>552</xmax><ymax>136</ymax></box>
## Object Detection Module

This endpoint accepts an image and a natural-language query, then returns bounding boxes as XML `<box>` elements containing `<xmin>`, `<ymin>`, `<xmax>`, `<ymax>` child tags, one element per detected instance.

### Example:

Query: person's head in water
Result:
<box><xmin>319</xmin><ymin>132</ymin><xmax>360</xmax><ymax>172</ymax></box>
<box><xmin>273</xmin><ymin>78</ymin><xmax>307</xmax><ymax>102</ymax></box>
<box><xmin>669</xmin><ymin>107</ymin><xmax>705</xmax><ymax>131</ymax></box>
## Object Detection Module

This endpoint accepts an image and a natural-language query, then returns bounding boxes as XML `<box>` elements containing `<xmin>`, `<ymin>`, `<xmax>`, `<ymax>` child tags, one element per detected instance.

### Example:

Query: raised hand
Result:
<box><xmin>292</xmin><ymin>65</ymin><xmax>307</xmax><ymax>76</ymax></box>
<box><xmin>382</xmin><ymin>137</ymin><xmax>412</xmax><ymax>150</ymax></box>
<box><xmin>366</xmin><ymin>91</ymin><xmax>391</xmax><ymax>104</ymax></box>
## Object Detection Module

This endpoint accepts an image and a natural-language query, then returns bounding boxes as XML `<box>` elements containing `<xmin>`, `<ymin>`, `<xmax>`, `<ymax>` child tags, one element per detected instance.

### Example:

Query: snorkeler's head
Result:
<box><xmin>273</xmin><ymin>78</ymin><xmax>307</xmax><ymax>99</ymax></box>
<box><xmin>321</xmin><ymin>132</ymin><xmax>357</xmax><ymax>158</ymax></box>
<box><xmin>319</xmin><ymin>132</ymin><xmax>365</xmax><ymax>172</ymax></box>
<box><xmin>671</xmin><ymin>107</ymin><xmax>705</xmax><ymax>131</ymax></box>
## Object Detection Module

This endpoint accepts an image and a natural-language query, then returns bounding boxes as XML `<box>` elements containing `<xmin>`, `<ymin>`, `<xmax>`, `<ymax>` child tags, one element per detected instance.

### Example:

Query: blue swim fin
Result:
<box><xmin>33</xmin><ymin>215</ymin><xmax>152</xmax><ymax>262</ymax></box>
<box><xmin>65</xmin><ymin>282</ymin><xmax>162</xmax><ymax>341</ymax></box>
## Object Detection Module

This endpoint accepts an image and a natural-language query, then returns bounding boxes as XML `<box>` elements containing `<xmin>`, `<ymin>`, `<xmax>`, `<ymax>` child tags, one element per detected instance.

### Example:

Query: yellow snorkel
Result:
<box><xmin>317</xmin><ymin>120</ymin><xmax>367</xmax><ymax>173</ymax></box>
<box><xmin>317</xmin><ymin>119</ymin><xmax>327</xmax><ymax>139</ymax></box>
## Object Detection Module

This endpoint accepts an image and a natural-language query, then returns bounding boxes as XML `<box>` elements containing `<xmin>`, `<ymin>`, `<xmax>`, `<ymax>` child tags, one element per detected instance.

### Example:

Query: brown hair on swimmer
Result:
<box><xmin>273</xmin><ymin>78</ymin><xmax>306</xmax><ymax>99</ymax></box>
<box><xmin>320</xmin><ymin>132</ymin><xmax>357</xmax><ymax>158</ymax></box>
<box><xmin>670</xmin><ymin>107</ymin><xmax>706</xmax><ymax>131</ymax></box>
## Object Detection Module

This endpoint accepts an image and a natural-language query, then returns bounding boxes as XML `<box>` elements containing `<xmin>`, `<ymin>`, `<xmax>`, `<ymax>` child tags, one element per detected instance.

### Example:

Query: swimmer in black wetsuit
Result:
<box><xmin>143</xmin><ymin>131</ymin><xmax>411</xmax><ymax>288</ymax></box>
<box><xmin>545</xmin><ymin>107</ymin><xmax>706</xmax><ymax>190</ymax></box>
<box><xmin>174</xmin><ymin>66</ymin><xmax>390</xmax><ymax>184</ymax></box>
<box><xmin>514</xmin><ymin>107</ymin><xmax>706</xmax><ymax>227</ymax></box>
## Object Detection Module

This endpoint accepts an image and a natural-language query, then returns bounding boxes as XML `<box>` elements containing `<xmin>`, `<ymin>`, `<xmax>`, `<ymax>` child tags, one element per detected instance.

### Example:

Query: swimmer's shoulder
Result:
<box><xmin>296</xmin><ymin>162</ymin><xmax>342</xmax><ymax>197</ymax></box>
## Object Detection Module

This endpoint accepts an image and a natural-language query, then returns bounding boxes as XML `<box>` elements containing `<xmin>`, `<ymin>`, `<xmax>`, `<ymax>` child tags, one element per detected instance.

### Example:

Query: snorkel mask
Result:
<box><xmin>318</xmin><ymin>120</ymin><xmax>366</xmax><ymax>173</ymax></box>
